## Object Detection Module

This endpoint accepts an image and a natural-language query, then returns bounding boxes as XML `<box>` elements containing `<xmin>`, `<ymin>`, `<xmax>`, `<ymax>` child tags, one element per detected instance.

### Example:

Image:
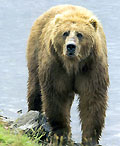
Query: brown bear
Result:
<box><xmin>26</xmin><ymin>5</ymin><xmax>109</xmax><ymax>146</ymax></box>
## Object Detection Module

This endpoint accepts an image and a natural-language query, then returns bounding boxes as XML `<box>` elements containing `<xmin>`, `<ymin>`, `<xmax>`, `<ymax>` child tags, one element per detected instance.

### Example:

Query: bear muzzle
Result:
<box><xmin>66</xmin><ymin>42</ymin><xmax>76</xmax><ymax>57</ymax></box>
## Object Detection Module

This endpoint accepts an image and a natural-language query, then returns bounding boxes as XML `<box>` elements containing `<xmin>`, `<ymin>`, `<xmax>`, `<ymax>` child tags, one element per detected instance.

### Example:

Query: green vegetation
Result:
<box><xmin>0</xmin><ymin>122</ymin><xmax>41</xmax><ymax>146</ymax></box>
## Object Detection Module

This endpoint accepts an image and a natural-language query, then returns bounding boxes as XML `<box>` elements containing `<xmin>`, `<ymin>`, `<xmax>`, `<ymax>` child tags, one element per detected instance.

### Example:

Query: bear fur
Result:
<box><xmin>26</xmin><ymin>5</ymin><xmax>109</xmax><ymax>145</ymax></box>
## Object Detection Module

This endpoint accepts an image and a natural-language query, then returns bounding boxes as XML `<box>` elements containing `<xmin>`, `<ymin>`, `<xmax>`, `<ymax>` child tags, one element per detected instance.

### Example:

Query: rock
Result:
<box><xmin>10</xmin><ymin>111</ymin><xmax>51</xmax><ymax>141</ymax></box>
<box><xmin>0</xmin><ymin>115</ymin><xmax>14</xmax><ymax>126</ymax></box>
<box><xmin>10</xmin><ymin>110</ymin><xmax>81</xmax><ymax>145</ymax></box>
<box><xmin>11</xmin><ymin>111</ymin><xmax>49</xmax><ymax>131</ymax></box>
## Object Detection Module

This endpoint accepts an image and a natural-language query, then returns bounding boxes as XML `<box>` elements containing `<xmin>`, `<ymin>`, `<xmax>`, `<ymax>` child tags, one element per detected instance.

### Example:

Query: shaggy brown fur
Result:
<box><xmin>26</xmin><ymin>5</ymin><xmax>109</xmax><ymax>145</ymax></box>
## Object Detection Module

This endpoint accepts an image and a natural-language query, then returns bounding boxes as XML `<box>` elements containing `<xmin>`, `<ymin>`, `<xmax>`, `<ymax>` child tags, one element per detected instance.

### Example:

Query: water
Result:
<box><xmin>0</xmin><ymin>0</ymin><xmax>120</xmax><ymax>146</ymax></box>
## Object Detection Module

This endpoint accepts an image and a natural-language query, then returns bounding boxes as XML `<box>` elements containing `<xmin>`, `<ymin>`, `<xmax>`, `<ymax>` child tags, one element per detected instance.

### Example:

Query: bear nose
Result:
<box><xmin>67</xmin><ymin>44</ymin><xmax>76</xmax><ymax>52</ymax></box>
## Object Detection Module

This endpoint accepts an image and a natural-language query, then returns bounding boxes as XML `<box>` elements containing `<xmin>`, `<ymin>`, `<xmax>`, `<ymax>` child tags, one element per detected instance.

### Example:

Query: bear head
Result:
<box><xmin>49</xmin><ymin>11</ymin><xmax>99</xmax><ymax>74</ymax></box>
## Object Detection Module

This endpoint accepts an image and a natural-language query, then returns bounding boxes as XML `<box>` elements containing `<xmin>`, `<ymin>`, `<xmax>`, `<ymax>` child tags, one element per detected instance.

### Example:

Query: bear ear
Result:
<box><xmin>54</xmin><ymin>14</ymin><xmax>62</xmax><ymax>24</ymax></box>
<box><xmin>89</xmin><ymin>17</ymin><xmax>98</xmax><ymax>31</ymax></box>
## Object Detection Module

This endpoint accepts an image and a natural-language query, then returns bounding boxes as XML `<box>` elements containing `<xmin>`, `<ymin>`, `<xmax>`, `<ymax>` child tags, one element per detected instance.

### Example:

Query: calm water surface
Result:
<box><xmin>0</xmin><ymin>1</ymin><xmax>120</xmax><ymax>146</ymax></box>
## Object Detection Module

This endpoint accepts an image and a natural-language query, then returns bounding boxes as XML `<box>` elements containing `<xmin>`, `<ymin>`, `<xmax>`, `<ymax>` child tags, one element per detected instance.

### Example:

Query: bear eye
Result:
<box><xmin>63</xmin><ymin>31</ymin><xmax>70</xmax><ymax>37</ymax></box>
<box><xmin>77</xmin><ymin>32</ymin><xmax>83</xmax><ymax>39</ymax></box>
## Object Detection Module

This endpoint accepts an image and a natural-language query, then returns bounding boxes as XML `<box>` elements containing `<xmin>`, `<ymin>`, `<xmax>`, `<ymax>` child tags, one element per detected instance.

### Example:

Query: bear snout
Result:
<box><xmin>66</xmin><ymin>42</ymin><xmax>76</xmax><ymax>57</ymax></box>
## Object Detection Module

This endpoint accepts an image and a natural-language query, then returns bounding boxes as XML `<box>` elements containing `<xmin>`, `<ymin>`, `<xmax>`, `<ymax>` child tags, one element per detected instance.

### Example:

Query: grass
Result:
<box><xmin>0</xmin><ymin>122</ymin><xmax>42</xmax><ymax>146</ymax></box>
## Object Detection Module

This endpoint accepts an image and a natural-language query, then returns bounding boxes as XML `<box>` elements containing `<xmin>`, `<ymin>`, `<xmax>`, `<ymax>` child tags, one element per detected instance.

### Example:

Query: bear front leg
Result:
<box><xmin>79</xmin><ymin>90</ymin><xmax>108</xmax><ymax>146</ymax></box>
<box><xmin>41</xmin><ymin>87</ymin><xmax>74</xmax><ymax>137</ymax></box>
<box><xmin>27</xmin><ymin>71</ymin><xmax>42</xmax><ymax>112</ymax></box>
